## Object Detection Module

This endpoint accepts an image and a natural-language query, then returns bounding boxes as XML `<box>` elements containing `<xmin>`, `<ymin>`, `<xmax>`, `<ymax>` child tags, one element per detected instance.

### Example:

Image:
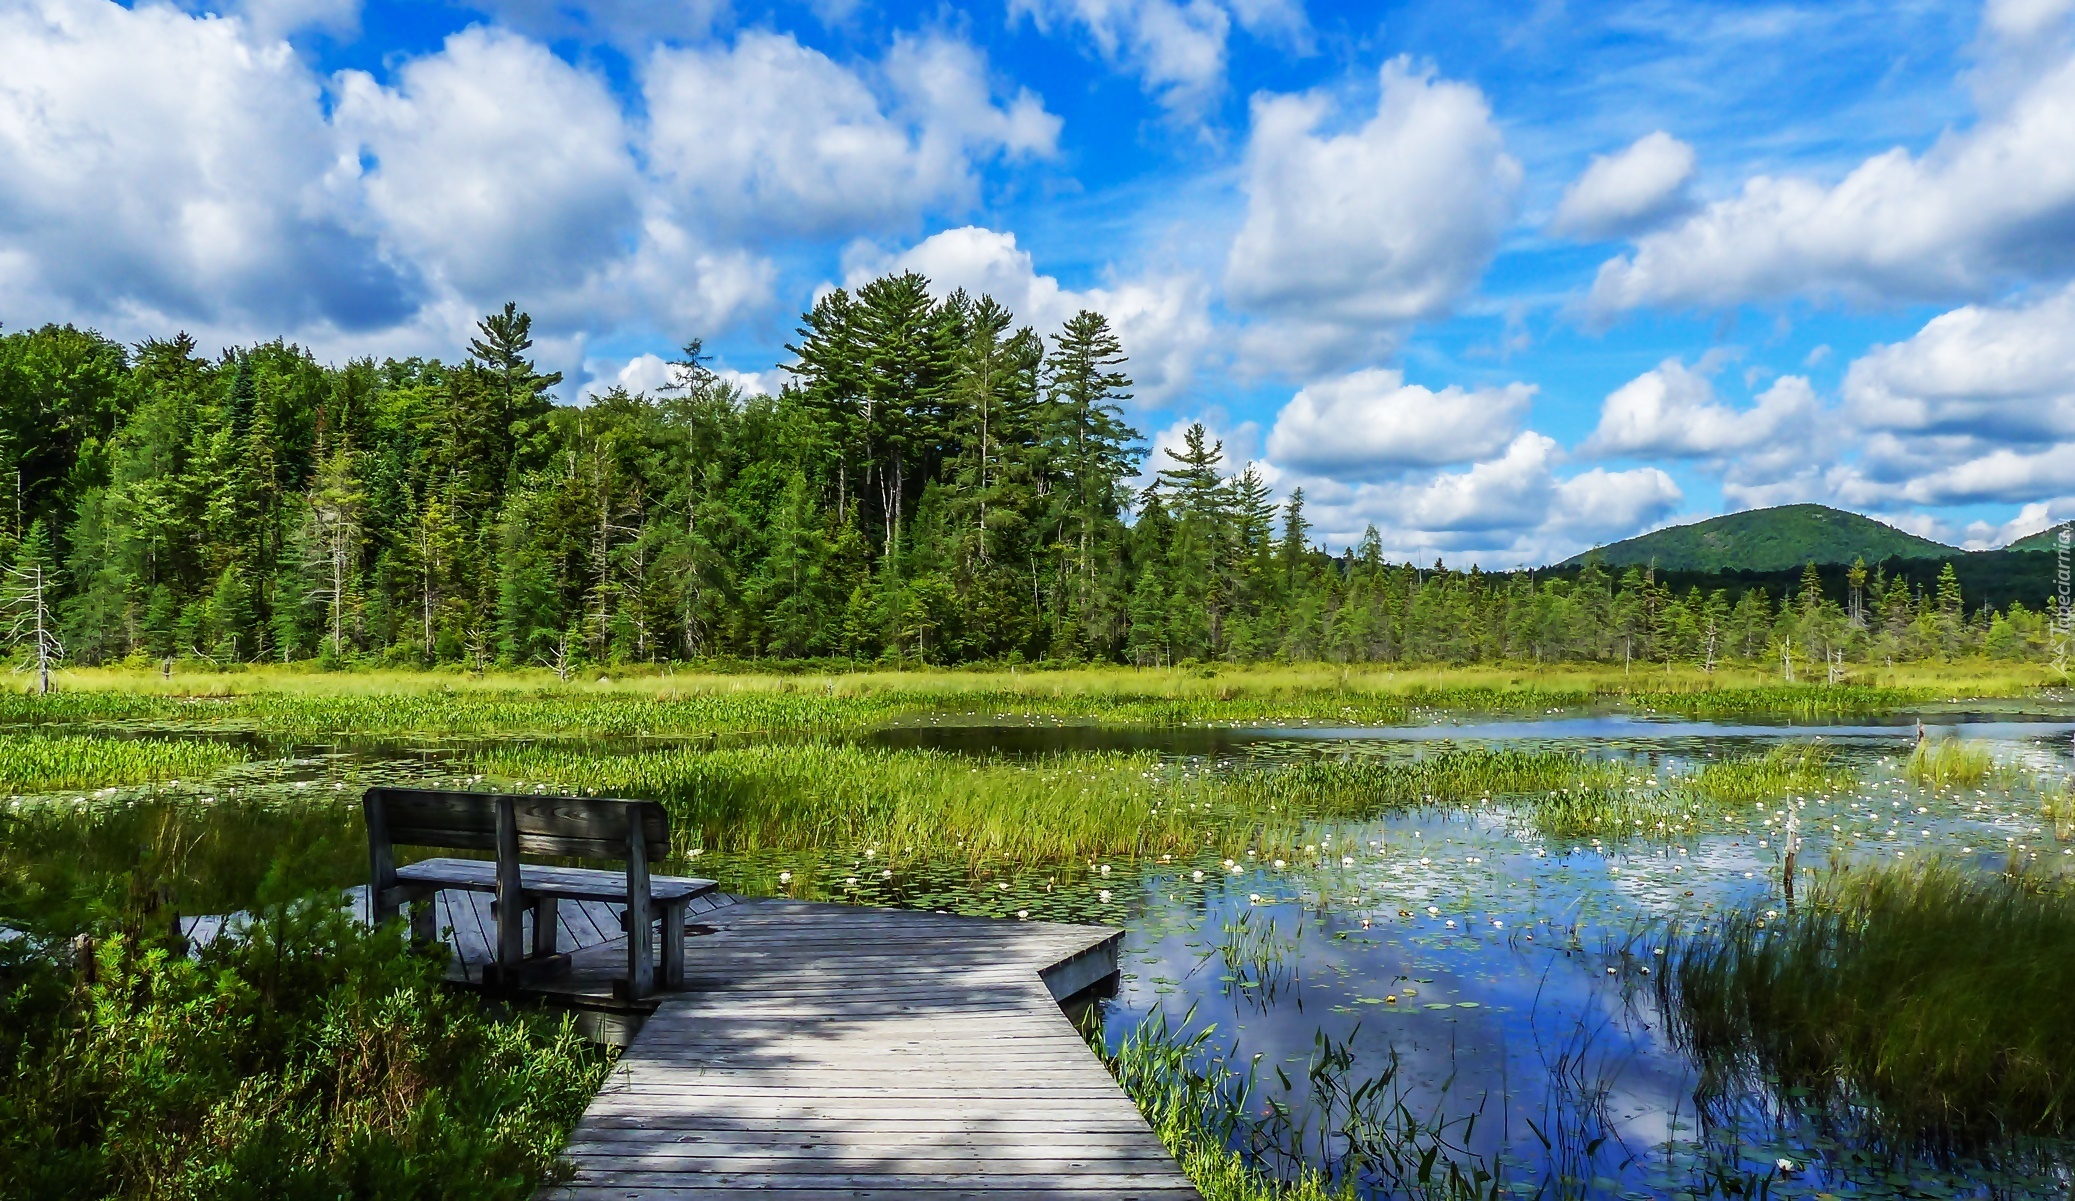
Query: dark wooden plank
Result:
<box><xmin>364</xmin><ymin>787</ymin><xmax>669</xmax><ymax>861</ymax></box>
<box><xmin>394</xmin><ymin>858</ymin><xmax>715</xmax><ymax>903</ymax></box>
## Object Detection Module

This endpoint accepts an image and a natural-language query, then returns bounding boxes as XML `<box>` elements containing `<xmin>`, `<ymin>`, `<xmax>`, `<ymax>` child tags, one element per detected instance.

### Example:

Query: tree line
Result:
<box><xmin>0</xmin><ymin>276</ymin><xmax>2062</xmax><ymax>672</ymax></box>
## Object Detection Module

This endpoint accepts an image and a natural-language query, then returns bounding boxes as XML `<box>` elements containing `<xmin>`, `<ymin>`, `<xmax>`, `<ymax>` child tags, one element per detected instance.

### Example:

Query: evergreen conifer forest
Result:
<box><xmin>0</xmin><ymin>279</ymin><xmax>2058</xmax><ymax>671</ymax></box>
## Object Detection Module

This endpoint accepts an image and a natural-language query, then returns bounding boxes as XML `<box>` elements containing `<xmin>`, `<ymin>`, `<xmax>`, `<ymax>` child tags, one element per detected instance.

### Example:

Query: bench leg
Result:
<box><xmin>661</xmin><ymin>899</ymin><xmax>687</xmax><ymax>990</ymax></box>
<box><xmin>409</xmin><ymin>890</ymin><xmax>437</xmax><ymax>945</ymax></box>
<box><xmin>625</xmin><ymin>895</ymin><xmax>654</xmax><ymax>999</ymax></box>
<box><xmin>532</xmin><ymin>896</ymin><xmax>559</xmax><ymax>958</ymax></box>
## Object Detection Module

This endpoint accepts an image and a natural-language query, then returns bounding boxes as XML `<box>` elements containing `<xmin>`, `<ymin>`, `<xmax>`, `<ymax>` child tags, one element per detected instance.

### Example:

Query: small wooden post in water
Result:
<box><xmin>1782</xmin><ymin>805</ymin><xmax>1801</xmax><ymax>908</ymax></box>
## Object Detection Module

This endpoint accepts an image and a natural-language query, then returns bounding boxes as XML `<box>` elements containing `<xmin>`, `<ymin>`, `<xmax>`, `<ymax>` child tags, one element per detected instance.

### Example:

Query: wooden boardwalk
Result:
<box><xmin>537</xmin><ymin>899</ymin><xmax>1200</xmax><ymax>1201</ymax></box>
<box><xmin>180</xmin><ymin>890</ymin><xmax>1196</xmax><ymax>1197</ymax></box>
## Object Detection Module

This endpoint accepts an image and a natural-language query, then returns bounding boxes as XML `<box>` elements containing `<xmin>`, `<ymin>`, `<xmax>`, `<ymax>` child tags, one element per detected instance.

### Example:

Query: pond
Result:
<box><xmin>6</xmin><ymin>709</ymin><xmax>2075</xmax><ymax>1197</ymax></box>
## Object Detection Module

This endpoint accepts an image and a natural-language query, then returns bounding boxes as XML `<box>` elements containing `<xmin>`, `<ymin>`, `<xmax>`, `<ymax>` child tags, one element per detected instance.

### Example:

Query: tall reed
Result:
<box><xmin>1904</xmin><ymin>738</ymin><xmax>1998</xmax><ymax>789</ymax></box>
<box><xmin>1659</xmin><ymin>863</ymin><xmax>2075</xmax><ymax>1157</ymax></box>
<box><xmin>475</xmin><ymin>742</ymin><xmax>1685</xmax><ymax>866</ymax></box>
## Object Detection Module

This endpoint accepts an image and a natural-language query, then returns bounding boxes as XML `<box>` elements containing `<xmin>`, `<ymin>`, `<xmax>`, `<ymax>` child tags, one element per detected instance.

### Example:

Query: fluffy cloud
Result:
<box><xmin>851</xmin><ymin>226</ymin><xmax>1213</xmax><ymax>403</ymax></box>
<box><xmin>1585</xmin><ymin>358</ymin><xmax>1817</xmax><ymax>457</ymax></box>
<box><xmin>644</xmin><ymin>32</ymin><xmax>1057</xmax><ymax>240</ymax></box>
<box><xmin>1589</xmin><ymin>45</ymin><xmax>2075</xmax><ymax>311</ymax></box>
<box><xmin>334</xmin><ymin>27</ymin><xmax>640</xmax><ymax>301</ymax></box>
<box><xmin>1549</xmin><ymin>131</ymin><xmax>1695</xmax><ymax>241</ymax></box>
<box><xmin>0</xmin><ymin>3</ymin><xmax>1053</xmax><ymax>376</ymax></box>
<box><xmin>1224</xmin><ymin>59</ymin><xmax>1520</xmax><ymax>374</ymax></box>
<box><xmin>1265</xmin><ymin>369</ymin><xmax>1532</xmax><ymax>476</ymax></box>
<box><xmin>1844</xmin><ymin>283</ymin><xmax>2075</xmax><ymax>442</ymax></box>
<box><xmin>1806</xmin><ymin>284</ymin><xmax>2075</xmax><ymax>507</ymax></box>
<box><xmin>1273</xmin><ymin>432</ymin><xmax>1682</xmax><ymax>566</ymax></box>
<box><xmin>0</xmin><ymin>0</ymin><xmax>410</xmax><ymax>332</ymax></box>
<box><xmin>1009</xmin><ymin>0</ymin><xmax>1306</xmax><ymax>112</ymax></box>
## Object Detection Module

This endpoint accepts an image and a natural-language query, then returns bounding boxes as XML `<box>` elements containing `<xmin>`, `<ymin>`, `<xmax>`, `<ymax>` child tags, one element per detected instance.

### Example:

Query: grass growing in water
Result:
<box><xmin>0</xmin><ymin>732</ymin><xmax>245</xmax><ymax>794</ymax></box>
<box><xmin>1659</xmin><ymin>862</ymin><xmax>2075</xmax><ymax>1159</ymax></box>
<box><xmin>4</xmin><ymin>661</ymin><xmax>2035</xmax><ymax>739</ymax></box>
<box><xmin>1905</xmin><ymin>738</ymin><xmax>2000</xmax><ymax>789</ymax></box>
<box><xmin>0</xmin><ymin>902</ymin><xmax>606</xmax><ymax>1199</ymax></box>
<box><xmin>477</xmin><ymin>742</ymin><xmax>1729</xmax><ymax>870</ymax></box>
<box><xmin>1097</xmin><ymin>1010</ymin><xmax>1509</xmax><ymax>1200</ymax></box>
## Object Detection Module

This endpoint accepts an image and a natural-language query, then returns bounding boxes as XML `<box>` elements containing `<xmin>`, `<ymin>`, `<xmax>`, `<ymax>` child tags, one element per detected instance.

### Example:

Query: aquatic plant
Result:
<box><xmin>1659</xmin><ymin>862</ymin><xmax>2075</xmax><ymax>1158</ymax></box>
<box><xmin>1904</xmin><ymin>738</ymin><xmax>1998</xmax><ymax>789</ymax></box>
<box><xmin>0</xmin><ymin>732</ymin><xmax>245</xmax><ymax>794</ymax></box>
<box><xmin>0</xmin><ymin>901</ymin><xmax>606</xmax><ymax>1199</ymax></box>
<box><xmin>1099</xmin><ymin>1008</ymin><xmax>1505</xmax><ymax>1200</ymax></box>
<box><xmin>475</xmin><ymin>741</ymin><xmax>1705</xmax><ymax>869</ymax></box>
<box><xmin>4</xmin><ymin>661</ymin><xmax>2031</xmax><ymax>741</ymax></box>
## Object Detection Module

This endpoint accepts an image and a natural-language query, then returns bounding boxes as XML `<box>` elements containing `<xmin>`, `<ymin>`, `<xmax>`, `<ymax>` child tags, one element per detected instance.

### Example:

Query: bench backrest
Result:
<box><xmin>363</xmin><ymin>787</ymin><xmax>669</xmax><ymax>862</ymax></box>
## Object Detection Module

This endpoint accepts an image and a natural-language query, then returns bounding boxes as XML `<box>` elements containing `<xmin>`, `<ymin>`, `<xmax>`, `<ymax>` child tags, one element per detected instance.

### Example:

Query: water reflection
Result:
<box><xmin>6</xmin><ymin>716</ymin><xmax>2075</xmax><ymax>1195</ymax></box>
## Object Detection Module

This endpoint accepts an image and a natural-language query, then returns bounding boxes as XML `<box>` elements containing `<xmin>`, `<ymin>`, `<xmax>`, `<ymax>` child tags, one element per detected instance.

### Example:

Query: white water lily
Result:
<box><xmin>778</xmin><ymin>871</ymin><xmax>792</xmax><ymax>884</ymax></box>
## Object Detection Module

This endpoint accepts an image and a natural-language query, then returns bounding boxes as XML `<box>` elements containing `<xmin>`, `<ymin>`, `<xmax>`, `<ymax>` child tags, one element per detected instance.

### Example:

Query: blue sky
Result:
<box><xmin>5</xmin><ymin>0</ymin><xmax>2075</xmax><ymax>565</ymax></box>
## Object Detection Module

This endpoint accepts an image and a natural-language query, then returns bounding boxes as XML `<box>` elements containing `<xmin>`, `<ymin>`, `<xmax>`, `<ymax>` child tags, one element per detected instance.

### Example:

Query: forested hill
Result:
<box><xmin>0</xmin><ymin>281</ymin><xmax>2062</xmax><ymax>670</ymax></box>
<box><xmin>1558</xmin><ymin>504</ymin><xmax>1955</xmax><ymax>572</ymax></box>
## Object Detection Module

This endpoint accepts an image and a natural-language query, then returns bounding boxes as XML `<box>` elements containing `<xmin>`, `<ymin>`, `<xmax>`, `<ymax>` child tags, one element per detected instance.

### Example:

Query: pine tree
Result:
<box><xmin>467</xmin><ymin>302</ymin><xmax>563</xmax><ymax>477</ymax></box>
<box><xmin>1044</xmin><ymin>310</ymin><xmax>1141</xmax><ymax>636</ymax></box>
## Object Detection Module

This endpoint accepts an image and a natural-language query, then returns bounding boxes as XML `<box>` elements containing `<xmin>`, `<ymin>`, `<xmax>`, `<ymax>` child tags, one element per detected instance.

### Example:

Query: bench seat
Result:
<box><xmin>398</xmin><ymin>857</ymin><xmax>717</xmax><ymax>904</ymax></box>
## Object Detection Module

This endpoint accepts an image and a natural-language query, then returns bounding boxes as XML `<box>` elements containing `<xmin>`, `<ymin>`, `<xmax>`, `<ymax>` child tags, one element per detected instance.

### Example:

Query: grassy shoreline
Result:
<box><xmin>0</xmin><ymin>661</ymin><xmax>2055</xmax><ymax>741</ymax></box>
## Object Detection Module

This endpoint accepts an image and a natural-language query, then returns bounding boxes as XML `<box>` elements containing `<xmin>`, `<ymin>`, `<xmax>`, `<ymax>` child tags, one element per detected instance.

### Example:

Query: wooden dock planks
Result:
<box><xmin>537</xmin><ymin>899</ymin><xmax>1199</xmax><ymax>1200</ymax></box>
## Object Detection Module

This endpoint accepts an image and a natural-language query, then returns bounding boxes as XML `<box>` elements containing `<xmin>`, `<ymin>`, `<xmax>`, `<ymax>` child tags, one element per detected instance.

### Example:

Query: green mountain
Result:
<box><xmin>2004</xmin><ymin>523</ymin><xmax>2074</xmax><ymax>552</ymax></box>
<box><xmin>1559</xmin><ymin>504</ymin><xmax>1957</xmax><ymax>572</ymax></box>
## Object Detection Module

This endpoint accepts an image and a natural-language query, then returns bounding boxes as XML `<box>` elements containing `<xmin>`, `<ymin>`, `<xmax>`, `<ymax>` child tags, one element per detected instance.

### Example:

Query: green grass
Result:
<box><xmin>0</xmin><ymin>732</ymin><xmax>246</xmax><ymax>794</ymax></box>
<box><xmin>2</xmin><ymin>662</ymin><xmax>2044</xmax><ymax>742</ymax></box>
<box><xmin>0</xmin><ymin>902</ymin><xmax>607</xmax><ymax>1200</ymax></box>
<box><xmin>1905</xmin><ymin>738</ymin><xmax>2000</xmax><ymax>789</ymax></box>
<box><xmin>1659</xmin><ymin>862</ymin><xmax>2075</xmax><ymax>1157</ymax></box>
<box><xmin>1097</xmin><ymin>1011</ymin><xmax>1496</xmax><ymax>1200</ymax></box>
<box><xmin>475</xmin><ymin>742</ymin><xmax>1733</xmax><ymax>870</ymax></box>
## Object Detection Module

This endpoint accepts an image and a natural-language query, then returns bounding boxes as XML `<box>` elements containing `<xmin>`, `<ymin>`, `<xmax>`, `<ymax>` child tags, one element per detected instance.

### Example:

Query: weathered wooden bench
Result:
<box><xmin>363</xmin><ymin>786</ymin><xmax>715</xmax><ymax>997</ymax></box>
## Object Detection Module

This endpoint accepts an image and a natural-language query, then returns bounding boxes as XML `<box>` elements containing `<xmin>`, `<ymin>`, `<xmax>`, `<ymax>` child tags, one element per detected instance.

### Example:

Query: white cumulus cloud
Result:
<box><xmin>334</xmin><ymin>26</ymin><xmax>640</xmax><ymax>301</ymax></box>
<box><xmin>1272</xmin><ymin>431</ymin><xmax>1682</xmax><ymax>566</ymax></box>
<box><xmin>1585</xmin><ymin>358</ymin><xmax>1817</xmax><ymax>457</ymax></box>
<box><xmin>644</xmin><ymin>32</ymin><xmax>1057</xmax><ymax>241</ymax></box>
<box><xmin>0</xmin><ymin>0</ymin><xmax>410</xmax><ymax>333</ymax></box>
<box><xmin>1588</xmin><ymin>46</ymin><xmax>2075</xmax><ymax>312</ymax></box>
<box><xmin>1225</xmin><ymin>58</ymin><xmax>1520</xmax><ymax>375</ymax></box>
<box><xmin>1009</xmin><ymin>0</ymin><xmax>1307</xmax><ymax>113</ymax></box>
<box><xmin>1265</xmin><ymin>369</ymin><xmax>1533</xmax><ymax>476</ymax></box>
<box><xmin>1550</xmin><ymin>131</ymin><xmax>1695</xmax><ymax>241</ymax></box>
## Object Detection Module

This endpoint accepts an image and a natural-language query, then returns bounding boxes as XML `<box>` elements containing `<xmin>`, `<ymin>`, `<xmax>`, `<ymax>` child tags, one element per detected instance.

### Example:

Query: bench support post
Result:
<box><xmin>365</xmin><ymin>792</ymin><xmax>398</xmax><ymax>926</ymax></box>
<box><xmin>494</xmin><ymin>796</ymin><xmax>525</xmax><ymax>976</ymax></box>
<box><xmin>532</xmin><ymin>895</ymin><xmax>559</xmax><ymax>958</ymax></box>
<box><xmin>625</xmin><ymin>817</ymin><xmax>654</xmax><ymax>998</ymax></box>
<box><xmin>661</xmin><ymin>898</ymin><xmax>687</xmax><ymax>990</ymax></box>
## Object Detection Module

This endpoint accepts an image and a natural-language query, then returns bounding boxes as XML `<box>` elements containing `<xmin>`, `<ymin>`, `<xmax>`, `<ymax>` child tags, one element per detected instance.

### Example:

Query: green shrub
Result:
<box><xmin>0</xmin><ymin>903</ymin><xmax>607</xmax><ymax>1199</ymax></box>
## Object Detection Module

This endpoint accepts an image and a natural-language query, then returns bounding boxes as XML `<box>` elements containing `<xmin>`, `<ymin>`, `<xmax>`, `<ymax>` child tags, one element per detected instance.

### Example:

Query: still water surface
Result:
<box><xmin>9</xmin><ymin>710</ymin><xmax>2075</xmax><ymax>1197</ymax></box>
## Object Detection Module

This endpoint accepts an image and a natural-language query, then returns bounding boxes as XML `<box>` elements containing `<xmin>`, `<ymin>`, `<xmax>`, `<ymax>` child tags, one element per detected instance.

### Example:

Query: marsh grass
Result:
<box><xmin>0</xmin><ymin>732</ymin><xmax>246</xmax><ymax>795</ymax></box>
<box><xmin>1905</xmin><ymin>738</ymin><xmax>2002</xmax><ymax>789</ymax></box>
<box><xmin>475</xmin><ymin>742</ymin><xmax>1728</xmax><ymax>868</ymax></box>
<box><xmin>1523</xmin><ymin>743</ymin><xmax>1855</xmax><ymax>842</ymax></box>
<box><xmin>1659</xmin><ymin>862</ymin><xmax>2075</xmax><ymax>1159</ymax></box>
<box><xmin>0</xmin><ymin>901</ymin><xmax>607</xmax><ymax>1199</ymax></box>
<box><xmin>1098</xmin><ymin>1010</ymin><xmax>1500</xmax><ymax>1200</ymax></box>
<box><xmin>4</xmin><ymin>662</ymin><xmax>2034</xmax><ymax>740</ymax></box>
